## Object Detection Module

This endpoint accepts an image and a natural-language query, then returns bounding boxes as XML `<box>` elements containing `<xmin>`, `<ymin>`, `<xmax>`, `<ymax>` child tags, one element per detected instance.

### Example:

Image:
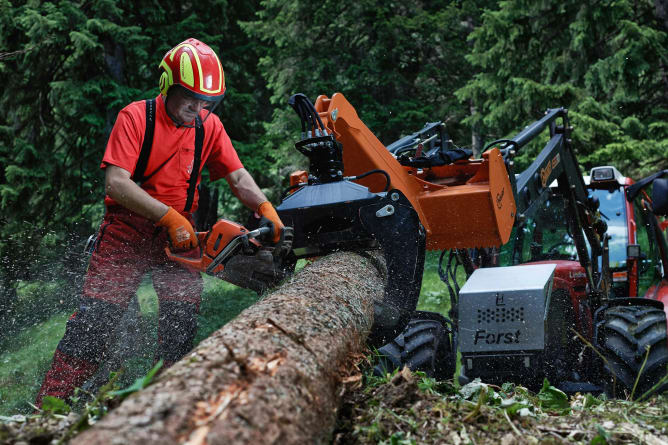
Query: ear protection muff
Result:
<box><xmin>159</xmin><ymin>70</ymin><xmax>171</xmax><ymax>97</ymax></box>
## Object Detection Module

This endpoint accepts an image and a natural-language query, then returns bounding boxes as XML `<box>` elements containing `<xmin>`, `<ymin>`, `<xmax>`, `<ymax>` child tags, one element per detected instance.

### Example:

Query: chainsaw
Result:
<box><xmin>166</xmin><ymin>218</ymin><xmax>294</xmax><ymax>293</ymax></box>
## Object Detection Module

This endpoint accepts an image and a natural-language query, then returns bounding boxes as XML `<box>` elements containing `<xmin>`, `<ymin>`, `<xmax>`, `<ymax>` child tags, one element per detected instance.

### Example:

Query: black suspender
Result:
<box><xmin>131</xmin><ymin>98</ymin><xmax>156</xmax><ymax>184</ymax></box>
<box><xmin>131</xmin><ymin>99</ymin><xmax>204</xmax><ymax>213</ymax></box>
<box><xmin>185</xmin><ymin>116</ymin><xmax>204</xmax><ymax>213</ymax></box>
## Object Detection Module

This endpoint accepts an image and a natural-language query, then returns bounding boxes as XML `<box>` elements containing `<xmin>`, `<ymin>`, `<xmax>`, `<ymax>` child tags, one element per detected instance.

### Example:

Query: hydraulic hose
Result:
<box><xmin>344</xmin><ymin>169</ymin><xmax>391</xmax><ymax>192</ymax></box>
<box><xmin>282</xmin><ymin>168</ymin><xmax>391</xmax><ymax>200</ymax></box>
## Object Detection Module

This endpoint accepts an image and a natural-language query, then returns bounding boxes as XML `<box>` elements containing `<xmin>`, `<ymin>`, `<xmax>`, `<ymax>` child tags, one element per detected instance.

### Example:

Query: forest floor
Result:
<box><xmin>3</xmin><ymin>253</ymin><xmax>668</xmax><ymax>444</ymax></box>
<box><xmin>2</xmin><ymin>362</ymin><xmax>668</xmax><ymax>444</ymax></box>
<box><xmin>333</xmin><ymin>366</ymin><xmax>668</xmax><ymax>445</ymax></box>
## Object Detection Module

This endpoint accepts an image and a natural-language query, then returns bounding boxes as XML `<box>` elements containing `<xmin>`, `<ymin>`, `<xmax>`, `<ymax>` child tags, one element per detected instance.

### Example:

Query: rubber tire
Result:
<box><xmin>402</xmin><ymin>318</ymin><xmax>455</xmax><ymax>380</ymax></box>
<box><xmin>373</xmin><ymin>333</ymin><xmax>405</xmax><ymax>377</ymax></box>
<box><xmin>599</xmin><ymin>304</ymin><xmax>668</xmax><ymax>399</ymax></box>
<box><xmin>374</xmin><ymin>315</ymin><xmax>455</xmax><ymax>381</ymax></box>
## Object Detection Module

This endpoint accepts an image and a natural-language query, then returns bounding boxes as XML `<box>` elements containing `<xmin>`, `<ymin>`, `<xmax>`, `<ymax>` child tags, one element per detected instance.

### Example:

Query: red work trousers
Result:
<box><xmin>36</xmin><ymin>206</ymin><xmax>203</xmax><ymax>406</ymax></box>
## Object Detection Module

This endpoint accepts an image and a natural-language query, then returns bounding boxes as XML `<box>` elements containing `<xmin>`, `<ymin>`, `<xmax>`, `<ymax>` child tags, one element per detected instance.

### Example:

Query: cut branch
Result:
<box><xmin>72</xmin><ymin>250</ymin><xmax>385</xmax><ymax>445</ymax></box>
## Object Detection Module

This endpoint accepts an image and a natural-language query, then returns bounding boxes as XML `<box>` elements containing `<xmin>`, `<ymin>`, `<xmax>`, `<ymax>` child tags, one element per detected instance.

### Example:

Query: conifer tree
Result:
<box><xmin>456</xmin><ymin>0</ymin><xmax>667</xmax><ymax>175</ymax></box>
<box><xmin>245</xmin><ymin>0</ymin><xmax>492</xmax><ymax>157</ymax></box>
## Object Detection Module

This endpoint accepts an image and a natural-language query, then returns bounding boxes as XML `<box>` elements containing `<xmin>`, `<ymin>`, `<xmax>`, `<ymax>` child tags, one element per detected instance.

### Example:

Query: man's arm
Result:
<box><xmin>225</xmin><ymin>168</ymin><xmax>285</xmax><ymax>242</ymax></box>
<box><xmin>225</xmin><ymin>168</ymin><xmax>268</xmax><ymax>212</ymax></box>
<box><xmin>105</xmin><ymin>165</ymin><xmax>169</xmax><ymax>221</ymax></box>
<box><xmin>106</xmin><ymin>165</ymin><xmax>198</xmax><ymax>250</ymax></box>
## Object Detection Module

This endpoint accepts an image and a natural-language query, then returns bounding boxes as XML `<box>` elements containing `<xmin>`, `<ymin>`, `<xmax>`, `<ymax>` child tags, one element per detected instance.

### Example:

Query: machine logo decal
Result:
<box><xmin>540</xmin><ymin>154</ymin><xmax>561</xmax><ymax>188</ymax></box>
<box><xmin>495</xmin><ymin>292</ymin><xmax>505</xmax><ymax>306</ymax></box>
<box><xmin>496</xmin><ymin>187</ymin><xmax>505</xmax><ymax>209</ymax></box>
<box><xmin>474</xmin><ymin>329</ymin><xmax>522</xmax><ymax>345</ymax></box>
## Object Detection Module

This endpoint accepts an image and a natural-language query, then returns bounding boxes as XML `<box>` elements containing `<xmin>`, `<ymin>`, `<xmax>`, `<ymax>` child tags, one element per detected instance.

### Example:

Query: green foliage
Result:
<box><xmin>384</xmin><ymin>432</ymin><xmax>417</xmax><ymax>445</ymax></box>
<box><xmin>415</xmin><ymin>371</ymin><xmax>457</xmax><ymax>396</ymax></box>
<box><xmin>537</xmin><ymin>378</ymin><xmax>570</xmax><ymax>413</ymax></box>
<box><xmin>244</xmin><ymin>0</ymin><xmax>493</xmax><ymax>160</ymax></box>
<box><xmin>60</xmin><ymin>371</ymin><xmax>123</xmax><ymax>441</ymax></box>
<box><xmin>344</xmin><ymin>368</ymin><xmax>668</xmax><ymax>443</ymax></box>
<box><xmin>41</xmin><ymin>396</ymin><xmax>70</xmax><ymax>415</ymax></box>
<box><xmin>457</xmin><ymin>0</ymin><xmax>667</xmax><ymax>176</ymax></box>
<box><xmin>590</xmin><ymin>425</ymin><xmax>611</xmax><ymax>445</ymax></box>
<box><xmin>109</xmin><ymin>360</ymin><xmax>162</xmax><ymax>399</ymax></box>
<box><xmin>0</xmin><ymin>0</ymin><xmax>268</xmax><ymax>336</ymax></box>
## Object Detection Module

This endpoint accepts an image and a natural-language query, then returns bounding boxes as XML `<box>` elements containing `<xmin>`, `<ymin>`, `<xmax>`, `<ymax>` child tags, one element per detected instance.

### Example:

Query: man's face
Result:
<box><xmin>166</xmin><ymin>87</ymin><xmax>211</xmax><ymax>124</ymax></box>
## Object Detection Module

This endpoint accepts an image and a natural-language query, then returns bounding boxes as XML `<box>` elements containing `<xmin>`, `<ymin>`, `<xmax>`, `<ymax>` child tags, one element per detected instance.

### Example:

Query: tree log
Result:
<box><xmin>72</xmin><ymin>251</ymin><xmax>385</xmax><ymax>445</ymax></box>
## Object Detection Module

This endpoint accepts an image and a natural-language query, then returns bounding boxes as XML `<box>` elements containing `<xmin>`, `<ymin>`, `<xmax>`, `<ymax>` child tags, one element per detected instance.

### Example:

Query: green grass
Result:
<box><xmin>0</xmin><ymin>273</ymin><xmax>260</xmax><ymax>416</ymax></box>
<box><xmin>416</xmin><ymin>250</ymin><xmax>467</xmax><ymax>316</ymax></box>
<box><xmin>134</xmin><ymin>273</ymin><xmax>259</xmax><ymax>343</ymax></box>
<box><xmin>195</xmin><ymin>274</ymin><xmax>259</xmax><ymax>343</ymax></box>
<box><xmin>415</xmin><ymin>250</ymin><xmax>467</xmax><ymax>380</ymax></box>
<box><xmin>0</xmin><ymin>314</ymin><xmax>69</xmax><ymax>415</ymax></box>
<box><xmin>136</xmin><ymin>275</ymin><xmax>159</xmax><ymax>318</ymax></box>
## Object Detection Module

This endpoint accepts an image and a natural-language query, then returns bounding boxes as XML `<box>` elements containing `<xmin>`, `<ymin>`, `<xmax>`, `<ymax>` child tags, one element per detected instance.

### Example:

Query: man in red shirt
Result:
<box><xmin>35</xmin><ymin>38</ymin><xmax>284</xmax><ymax>406</ymax></box>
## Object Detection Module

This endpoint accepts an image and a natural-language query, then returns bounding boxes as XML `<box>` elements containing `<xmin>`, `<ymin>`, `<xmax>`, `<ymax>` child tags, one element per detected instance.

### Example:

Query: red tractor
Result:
<box><xmin>468</xmin><ymin>166</ymin><xmax>668</xmax><ymax>394</ymax></box>
<box><xmin>373</xmin><ymin>136</ymin><xmax>668</xmax><ymax>396</ymax></box>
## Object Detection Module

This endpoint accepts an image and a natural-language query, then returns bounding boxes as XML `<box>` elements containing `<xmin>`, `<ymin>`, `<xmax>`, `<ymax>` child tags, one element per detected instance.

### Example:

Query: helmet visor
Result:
<box><xmin>181</xmin><ymin>85</ymin><xmax>225</xmax><ymax>104</ymax></box>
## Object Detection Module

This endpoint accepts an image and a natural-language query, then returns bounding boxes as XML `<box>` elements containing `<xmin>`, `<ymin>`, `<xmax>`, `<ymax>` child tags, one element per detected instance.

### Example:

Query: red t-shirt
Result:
<box><xmin>101</xmin><ymin>95</ymin><xmax>243</xmax><ymax>213</ymax></box>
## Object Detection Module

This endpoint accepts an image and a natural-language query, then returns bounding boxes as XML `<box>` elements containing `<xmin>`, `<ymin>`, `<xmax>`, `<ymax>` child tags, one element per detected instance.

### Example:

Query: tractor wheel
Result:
<box><xmin>373</xmin><ymin>312</ymin><xmax>455</xmax><ymax>380</ymax></box>
<box><xmin>599</xmin><ymin>304</ymin><xmax>668</xmax><ymax>399</ymax></box>
<box><xmin>373</xmin><ymin>333</ymin><xmax>405</xmax><ymax>377</ymax></box>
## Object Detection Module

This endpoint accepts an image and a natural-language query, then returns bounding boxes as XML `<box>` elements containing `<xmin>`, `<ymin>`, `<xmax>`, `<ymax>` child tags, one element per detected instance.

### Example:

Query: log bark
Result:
<box><xmin>72</xmin><ymin>251</ymin><xmax>385</xmax><ymax>445</ymax></box>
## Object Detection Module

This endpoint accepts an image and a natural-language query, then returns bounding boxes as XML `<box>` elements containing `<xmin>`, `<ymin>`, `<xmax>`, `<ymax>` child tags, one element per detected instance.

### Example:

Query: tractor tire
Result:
<box><xmin>599</xmin><ymin>304</ymin><xmax>668</xmax><ymax>399</ymax></box>
<box><xmin>373</xmin><ymin>312</ymin><xmax>455</xmax><ymax>380</ymax></box>
<box><xmin>373</xmin><ymin>333</ymin><xmax>405</xmax><ymax>377</ymax></box>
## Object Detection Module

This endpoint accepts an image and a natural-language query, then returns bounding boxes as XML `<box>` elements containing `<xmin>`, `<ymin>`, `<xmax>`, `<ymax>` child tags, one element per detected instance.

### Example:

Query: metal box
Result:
<box><xmin>458</xmin><ymin>264</ymin><xmax>556</xmax><ymax>353</ymax></box>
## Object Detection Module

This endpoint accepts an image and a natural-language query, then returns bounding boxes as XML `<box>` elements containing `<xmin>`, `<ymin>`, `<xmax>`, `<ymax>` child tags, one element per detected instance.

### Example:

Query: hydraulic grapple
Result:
<box><xmin>276</xmin><ymin>93</ymin><xmax>516</xmax><ymax>344</ymax></box>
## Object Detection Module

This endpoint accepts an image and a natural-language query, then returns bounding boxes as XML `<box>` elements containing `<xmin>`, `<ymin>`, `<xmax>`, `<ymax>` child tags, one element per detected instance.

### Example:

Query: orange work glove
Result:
<box><xmin>257</xmin><ymin>201</ymin><xmax>284</xmax><ymax>243</ymax></box>
<box><xmin>156</xmin><ymin>207</ymin><xmax>198</xmax><ymax>251</ymax></box>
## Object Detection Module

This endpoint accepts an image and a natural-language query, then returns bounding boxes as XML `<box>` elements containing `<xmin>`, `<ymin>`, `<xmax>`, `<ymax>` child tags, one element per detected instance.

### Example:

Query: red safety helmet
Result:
<box><xmin>159</xmin><ymin>38</ymin><xmax>226</xmax><ymax>103</ymax></box>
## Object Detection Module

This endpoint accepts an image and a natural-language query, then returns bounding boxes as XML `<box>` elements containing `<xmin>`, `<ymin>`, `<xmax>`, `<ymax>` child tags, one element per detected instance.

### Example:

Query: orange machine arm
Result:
<box><xmin>311</xmin><ymin>93</ymin><xmax>516</xmax><ymax>250</ymax></box>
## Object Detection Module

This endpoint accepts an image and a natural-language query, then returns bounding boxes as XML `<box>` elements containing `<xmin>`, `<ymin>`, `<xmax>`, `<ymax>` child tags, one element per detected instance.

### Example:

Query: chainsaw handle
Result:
<box><xmin>164</xmin><ymin>245</ymin><xmax>204</xmax><ymax>270</ymax></box>
<box><xmin>164</xmin><ymin>231</ymin><xmax>208</xmax><ymax>269</ymax></box>
<box><xmin>248</xmin><ymin>226</ymin><xmax>272</xmax><ymax>240</ymax></box>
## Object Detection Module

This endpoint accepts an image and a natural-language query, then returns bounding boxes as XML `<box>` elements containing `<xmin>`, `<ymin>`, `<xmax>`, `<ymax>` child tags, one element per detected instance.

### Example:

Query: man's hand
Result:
<box><xmin>257</xmin><ymin>201</ymin><xmax>284</xmax><ymax>243</ymax></box>
<box><xmin>157</xmin><ymin>207</ymin><xmax>198</xmax><ymax>250</ymax></box>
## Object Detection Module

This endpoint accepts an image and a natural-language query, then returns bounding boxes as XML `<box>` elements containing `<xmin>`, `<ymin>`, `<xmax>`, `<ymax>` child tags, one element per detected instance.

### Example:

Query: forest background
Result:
<box><xmin>0</xmin><ymin>0</ymin><xmax>666</xmax><ymax>414</ymax></box>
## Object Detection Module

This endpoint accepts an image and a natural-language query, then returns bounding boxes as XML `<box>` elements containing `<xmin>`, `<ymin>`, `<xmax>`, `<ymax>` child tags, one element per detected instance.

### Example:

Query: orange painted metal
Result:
<box><xmin>289</xmin><ymin>170</ymin><xmax>308</xmax><ymax>195</ymax></box>
<box><xmin>311</xmin><ymin>93</ymin><xmax>516</xmax><ymax>250</ymax></box>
